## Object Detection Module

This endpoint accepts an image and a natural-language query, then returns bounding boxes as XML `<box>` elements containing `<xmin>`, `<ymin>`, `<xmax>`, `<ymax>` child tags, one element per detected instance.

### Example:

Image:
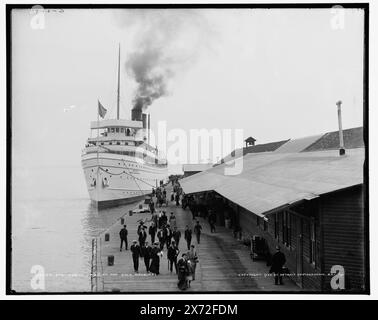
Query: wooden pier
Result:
<box><xmin>92</xmin><ymin>190</ymin><xmax>300</xmax><ymax>293</ymax></box>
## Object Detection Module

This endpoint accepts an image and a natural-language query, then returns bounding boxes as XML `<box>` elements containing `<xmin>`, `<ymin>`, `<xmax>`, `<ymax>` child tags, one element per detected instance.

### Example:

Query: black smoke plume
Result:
<box><xmin>116</xmin><ymin>9</ymin><xmax>213</xmax><ymax>111</ymax></box>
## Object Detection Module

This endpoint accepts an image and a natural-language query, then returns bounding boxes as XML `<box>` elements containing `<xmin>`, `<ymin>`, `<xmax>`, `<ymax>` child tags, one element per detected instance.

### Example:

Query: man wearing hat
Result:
<box><xmin>119</xmin><ymin>225</ymin><xmax>128</xmax><ymax>251</ymax></box>
<box><xmin>138</xmin><ymin>224</ymin><xmax>148</xmax><ymax>254</ymax></box>
<box><xmin>149</xmin><ymin>242</ymin><xmax>162</xmax><ymax>275</ymax></box>
<box><xmin>167</xmin><ymin>240</ymin><xmax>180</xmax><ymax>274</ymax></box>
<box><xmin>269</xmin><ymin>246</ymin><xmax>286</xmax><ymax>285</ymax></box>
<box><xmin>141</xmin><ymin>241</ymin><xmax>152</xmax><ymax>272</ymax></box>
<box><xmin>130</xmin><ymin>240</ymin><xmax>140</xmax><ymax>272</ymax></box>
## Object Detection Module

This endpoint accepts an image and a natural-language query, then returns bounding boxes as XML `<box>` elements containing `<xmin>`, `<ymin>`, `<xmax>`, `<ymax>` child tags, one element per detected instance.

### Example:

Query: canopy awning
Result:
<box><xmin>180</xmin><ymin>148</ymin><xmax>364</xmax><ymax>217</ymax></box>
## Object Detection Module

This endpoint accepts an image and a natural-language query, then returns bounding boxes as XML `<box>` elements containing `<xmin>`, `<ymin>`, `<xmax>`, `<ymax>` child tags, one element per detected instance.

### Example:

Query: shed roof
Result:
<box><xmin>180</xmin><ymin>148</ymin><xmax>364</xmax><ymax>217</ymax></box>
<box><xmin>303</xmin><ymin>127</ymin><xmax>364</xmax><ymax>152</ymax></box>
<box><xmin>273</xmin><ymin>134</ymin><xmax>324</xmax><ymax>153</ymax></box>
<box><xmin>217</xmin><ymin>139</ymin><xmax>289</xmax><ymax>164</ymax></box>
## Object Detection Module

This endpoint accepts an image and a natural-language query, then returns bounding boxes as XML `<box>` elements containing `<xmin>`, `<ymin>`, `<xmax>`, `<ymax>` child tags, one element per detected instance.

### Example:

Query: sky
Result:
<box><xmin>12</xmin><ymin>8</ymin><xmax>365</xmax><ymax>172</ymax></box>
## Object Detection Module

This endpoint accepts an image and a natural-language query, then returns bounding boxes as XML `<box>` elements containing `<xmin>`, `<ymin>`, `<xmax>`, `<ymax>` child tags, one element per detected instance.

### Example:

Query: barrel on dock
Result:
<box><xmin>120</xmin><ymin>218</ymin><xmax>125</xmax><ymax>225</ymax></box>
<box><xmin>108</xmin><ymin>255</ymin><xmax>114</xmax><ymax>266</ymax></box>
<box><xmin>129</xmin><ymin>210</ymin><xmax>133</xmax><ymax>216</ymax></box>
<box><xmin>105</xmin><ymin>233</ymin><xmax>110</xmax><ymax>241</ymax></box>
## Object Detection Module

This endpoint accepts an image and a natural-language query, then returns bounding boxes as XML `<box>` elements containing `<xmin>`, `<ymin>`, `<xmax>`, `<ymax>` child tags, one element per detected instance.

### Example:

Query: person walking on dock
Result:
<box><xmin>130</xmin><ymin>240</ymin><xmax>140</xmax><ymax>272</ymax></box>
<box><xmin>189</xmin><ymin>197</ymin><xmax>198</xmax><ymax>220</ymax></box>
<box><xmin>175</xmin><ymin>192</ymin><xmax>180</xmax><ymax>206</ymax></box>
<box><xmin>149</xmin><ymin>242</ymin><xmax>163</xmax><ymax>275</ymax></box>
<box><xmin>141</xmin><ymin>241</ymin><xmax>152</xmax><ymax>273</ymax></box>
<box><xmin>193</xmin><ymin>220</ymin><xmax>202</xmax><ymax>244</ymax></box>
<box><xmin>149</xmin><ymin>200</ymin><xmax>155</xmax><ymax>214</ymax></box>
<box><xmin>184</xmin><ymin>225</ymin><xmax>192</xmax><ymax>250</ymax></box>
<box><xmin>151</xmin><ymin>211</ymin><xmax>158</xmax><ymax>229</ymax></box>
<box><xmin>177</xmin><ymin>253</ymin><xmax>189</xmax><ymax>290</ymax></box>
<box><xmin>149</xmin><ymin>222</ymin><xmax>157</xmax><ymax>244</ymax></box>
<box><xmin>159</xmin><ymin>211</ymin><xmax>168</xmax><ymax>229</ymax></box>
<box><xmin>157</xmin><ymin>228</ymin><xmax>166</xmax><ymax>251</ymax></box>
<box><xmin>137</xmin><ymin>221</ymin><xmax>146</xmax><ymax>233</ymax></box>
<box><xmin>166</xmin><ymin>225</ymin><xmax>173</xmax><ymax>248</ymax></box>
<box><xmin>167</xmin><ymin>241</ymin><xmax>180</xmax><ymax>274</ymax></box>
<box><xmin>208</xmin><ymin>210</ymin><xmax>217</xmax><ymax>233</ymax></box>
<box><xmin>187</xmin><ymin>244</ymin><xmax>199</xmax><ymax>281</ymax></box>
<box><xmin>270</xmin><ymin>246</ymin><xmax>286</xmax><ymax>285</ymax></box>
<box><xmin>119</xmin><ymin>225</ymin><xmax>128</xmax><ymax>251</ymax></box>
<box><xmin>169</xmin><ymin>212</ymin><xmax>177</xmax><ymax>229</ymax></box>
<box><xmin>173</xmin><ymin>227</ymin><xmax>181</xmax><ymax>247</ymax></box>
<box><xmin>138</xmin><ymin>227</ymin><xmax>147</xmax><ymax>255</ymax></box>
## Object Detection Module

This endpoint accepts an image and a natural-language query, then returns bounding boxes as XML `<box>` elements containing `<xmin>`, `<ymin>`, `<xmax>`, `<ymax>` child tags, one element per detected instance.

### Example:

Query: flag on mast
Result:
<box><xmin>98</xmin><ymin>100</ymin><xmax>107</xmax><ymax>118</ymax></box>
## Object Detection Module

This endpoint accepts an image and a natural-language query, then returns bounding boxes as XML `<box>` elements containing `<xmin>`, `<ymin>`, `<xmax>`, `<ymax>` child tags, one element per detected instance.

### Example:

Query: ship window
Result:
<box><xmin>121</xmin><ymin>128</ymin><xmax>124</xmax><ymax>133</ymax></box>
<box><xmin>111</xmin><ymin>128</ymin><xmax>115</xmax><ymax>133</ymax></box>
<box><xmin>116</xmin><ymin>128</ymin><xmax>119</xmax><ymax>133</ymax></box>
<box><xmin>101</xmin><ymin>142</ymin><xmax>104</xmax><ymax>145</ymax></box>
<box><xmin>117</xmin><ymin>142</ymin><xmax>120</xmax><ymax>145</ymax></box>
<box><xmin>126</xmin><ymin>129</ymin><xmax>130</xmax><ymax>136</ymax></box>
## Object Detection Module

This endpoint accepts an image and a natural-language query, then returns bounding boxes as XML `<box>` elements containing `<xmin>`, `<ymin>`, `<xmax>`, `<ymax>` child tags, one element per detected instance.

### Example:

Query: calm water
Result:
<box><xmin>11</xmin><ymin>166</ymin><xmax>136</xmax><ymax>292</ymax></box>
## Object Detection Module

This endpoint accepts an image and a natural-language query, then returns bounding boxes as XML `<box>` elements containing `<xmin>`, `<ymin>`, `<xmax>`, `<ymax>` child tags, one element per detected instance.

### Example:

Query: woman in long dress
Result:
<box><xmin>149</xmin><ymin>243</ymin><xmax>162</xmax><ymax>275</ymax></box>
<box><xmin>177</xmin><ymin>253</ymin><xmax>189</xmax><ymax>290</ymax></box>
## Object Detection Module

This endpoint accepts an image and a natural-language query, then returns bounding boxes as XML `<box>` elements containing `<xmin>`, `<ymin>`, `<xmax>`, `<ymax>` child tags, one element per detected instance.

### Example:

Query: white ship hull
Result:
<box><xmin>81</xmin><ymin>152</ymin><xmax>168</xmax><ymax>208</ymax></box>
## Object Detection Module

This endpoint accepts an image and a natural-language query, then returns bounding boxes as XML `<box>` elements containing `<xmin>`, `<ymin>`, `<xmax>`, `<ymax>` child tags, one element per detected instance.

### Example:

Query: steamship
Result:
<box><xmin>81</xmin><ymin>47</ymin><xmax>168</xmax><ymax>208</ymax></box>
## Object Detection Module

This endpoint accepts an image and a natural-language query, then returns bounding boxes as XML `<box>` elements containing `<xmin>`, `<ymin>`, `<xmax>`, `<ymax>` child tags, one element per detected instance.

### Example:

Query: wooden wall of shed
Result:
<box><xmin>320</xmin><ymin>185</ymin><xmax>366</xmax><ymax>292</ymax></box>
<box><xmin>238</xmin><ymin>205</ymin><xmax>323</xmax><ymax>290</ymax></box>
<box><xmin>238</xmin><ymin>207</ymin><xmax>299</xmax><ymax>287</ymax></box>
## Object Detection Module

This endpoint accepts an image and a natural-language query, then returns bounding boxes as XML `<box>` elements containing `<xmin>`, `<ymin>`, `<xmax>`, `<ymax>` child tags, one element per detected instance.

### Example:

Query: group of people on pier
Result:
<box><xmin>119</xmin><ymin>187</ymin><xmax>200</xmax><ymax>290</ymax></box>
<box><xmin>119</xmin><ymin>182</ymin><xmax>288</xmax><ymax>289</ymax></box>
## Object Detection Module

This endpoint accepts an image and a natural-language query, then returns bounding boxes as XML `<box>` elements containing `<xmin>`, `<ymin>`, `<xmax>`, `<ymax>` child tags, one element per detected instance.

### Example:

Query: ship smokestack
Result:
<box><xmin>336</xmin><ymin>100</ymin><xmax>345</xmax><ymax>156</ymax></box>
<box><xmin>131</xmin><ymin>109</ymin><xmax>142</xmax><ymax>121</ymax></box>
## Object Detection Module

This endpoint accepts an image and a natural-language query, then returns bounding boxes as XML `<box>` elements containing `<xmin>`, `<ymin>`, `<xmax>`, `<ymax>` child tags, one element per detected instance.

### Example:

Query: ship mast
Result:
<box><xmin>117</xmin><ymin>43</ymin><xmax>121</xmax><ymax>120</ymax></box>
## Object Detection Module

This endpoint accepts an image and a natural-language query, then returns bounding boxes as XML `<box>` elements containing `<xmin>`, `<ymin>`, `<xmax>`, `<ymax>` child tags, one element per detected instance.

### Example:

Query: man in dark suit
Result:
<box><xmin>157</xmin><ymin>228</ymin><xmax>166</xmax><ymax>250</ymax></box>
<box><xmin>130</xmin><ymin>240</ymin><xmax>140</xmax><ymax>272</ymax></box>
<box><xmin>141</xmin><ymin>241</ymin><xmax>152</xmax><ymax>272</ymax></box>
<box><xmin>173</xmin><ymin>227</ymin><xmax>181</xmax><ymax>247</ymax></box>
<box><xmin>149</xmin><ymin>222</ymin><xmax>157</xmax><ymax>244</ymax></box>
<box><xmin>167</xmin><ymin>241</ymin><xmax>180</xmax><ymax>274</ymax></box>
<box><xmin>184</xmin><ymin>225</ymin><xmax>192</xmax><ymax>250</ymax></box>
<box><xmin>119</xmin><ymin>225</ymin><xmax>128</xmax><ymax>251</ymax></box>
<box><xmin>138</xmin><ymin>227</ymin><xmax>148</xmax><ymax>254</ymax></box>
<box><xmin>270</xmin><ymin>246</ymin><xmax>286</xmax><ymax>285</ymax></box>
